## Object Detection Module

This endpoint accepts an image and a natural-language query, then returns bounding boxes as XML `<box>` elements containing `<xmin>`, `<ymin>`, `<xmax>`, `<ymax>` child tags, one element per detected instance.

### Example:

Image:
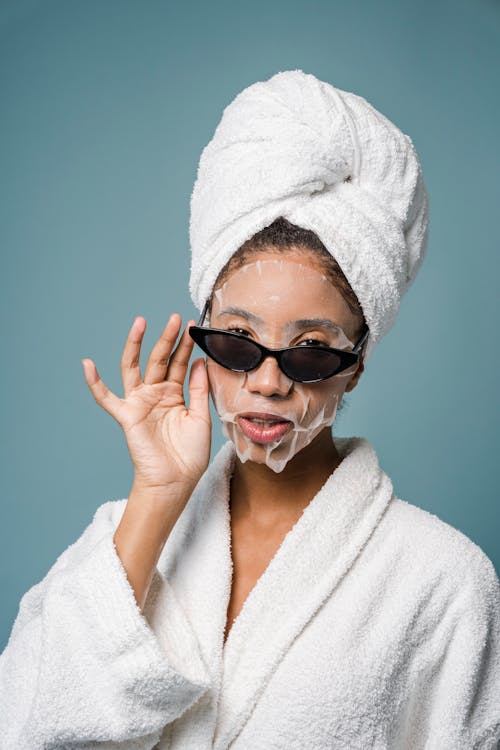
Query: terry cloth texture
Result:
<box><xmin>1</xmin><ymin>437</ymin><xmax>499</xmax><ymax>748</ymax></box>
<box><xmin>189</xmin><ymin>69</ymin><xmax>429</xmax><ymax>360</ymax></box>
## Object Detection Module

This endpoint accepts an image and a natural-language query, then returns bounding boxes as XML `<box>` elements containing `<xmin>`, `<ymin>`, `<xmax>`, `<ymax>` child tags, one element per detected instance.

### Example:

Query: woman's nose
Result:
<box><xmin>245</xmin><ymin>355</ymin><xmax>292</xmax><ymax>397</ymax></box>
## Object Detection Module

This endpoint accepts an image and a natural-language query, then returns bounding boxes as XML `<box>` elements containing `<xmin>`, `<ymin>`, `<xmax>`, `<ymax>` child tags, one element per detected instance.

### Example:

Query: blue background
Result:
<box><xmin>1</xmin><ymin>0</ymin><xmax>499</xmax><ymax>650</ymax></box>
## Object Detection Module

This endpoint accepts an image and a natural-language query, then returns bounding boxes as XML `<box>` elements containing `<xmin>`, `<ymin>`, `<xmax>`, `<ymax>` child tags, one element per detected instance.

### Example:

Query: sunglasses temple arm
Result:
<box><xmin>197</xmin><ymin>300</ymin><xmax>209</xmax><ymax>327</ymax></box>
<box><xmin>353</xmin><ymin>325</ymin><xmax>370</xmax><ymax>354</ymax></box>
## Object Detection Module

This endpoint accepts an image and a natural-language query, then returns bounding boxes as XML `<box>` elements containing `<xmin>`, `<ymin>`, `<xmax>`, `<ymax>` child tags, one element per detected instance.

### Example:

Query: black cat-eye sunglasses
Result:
<box><xmin>188</xmin><ymin>300</ymin><xmax>369</xmax><ymax>384</ymax></box>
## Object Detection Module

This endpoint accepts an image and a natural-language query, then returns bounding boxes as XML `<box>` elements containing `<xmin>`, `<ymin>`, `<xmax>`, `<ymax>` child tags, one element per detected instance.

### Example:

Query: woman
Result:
<box><xmin>2</xmin><ymin>71</ymin><xmax>499</xmax><ymax>749</ymax></box>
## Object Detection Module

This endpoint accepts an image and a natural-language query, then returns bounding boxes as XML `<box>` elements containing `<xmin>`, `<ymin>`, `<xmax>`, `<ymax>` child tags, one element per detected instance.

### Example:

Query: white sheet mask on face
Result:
<box><xmin>205</xmin><ymin>258</ymin><xmax>360</xmax><ymax>473</ymax></box>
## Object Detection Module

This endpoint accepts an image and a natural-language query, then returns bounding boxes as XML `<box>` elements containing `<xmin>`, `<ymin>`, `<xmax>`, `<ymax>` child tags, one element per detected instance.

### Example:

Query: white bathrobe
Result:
<box><xmin>2</xmin><ymin>436</ymin><xmax>499</xmax><ymax>749</ymax></box>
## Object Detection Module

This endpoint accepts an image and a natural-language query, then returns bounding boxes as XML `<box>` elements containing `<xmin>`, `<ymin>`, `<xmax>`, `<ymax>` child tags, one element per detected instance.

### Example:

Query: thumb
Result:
<box><xmin>187</xmin><ymin>357</ymin><xmax>210</xmax><ymax>422</ymax></box>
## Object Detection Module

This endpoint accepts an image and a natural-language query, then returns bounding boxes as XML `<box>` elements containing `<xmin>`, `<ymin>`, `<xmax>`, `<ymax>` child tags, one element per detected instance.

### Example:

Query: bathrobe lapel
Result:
<box><xmin>154</xmin><ymin>441</ymin><xmax>236</xmax><ymax>708</ymax></box>
<box><xmin>156</xmin><ymin>436</ymin><xmax>394</xmax><ymax>749</ymax></box>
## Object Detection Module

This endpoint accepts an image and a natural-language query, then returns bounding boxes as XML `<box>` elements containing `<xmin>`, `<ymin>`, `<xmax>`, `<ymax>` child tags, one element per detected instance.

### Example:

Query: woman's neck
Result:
<box><xmin>229</xmin><ymin>427</ymin><xmax>342</xmax><ymax>526</ymax></box>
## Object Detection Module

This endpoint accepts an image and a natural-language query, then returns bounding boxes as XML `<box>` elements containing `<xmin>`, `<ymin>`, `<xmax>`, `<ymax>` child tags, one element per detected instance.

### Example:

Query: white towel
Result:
<box><xmin>189</xmin><ymin>69</ymin><xmax>429</xmax><ymax>359</ymax></box>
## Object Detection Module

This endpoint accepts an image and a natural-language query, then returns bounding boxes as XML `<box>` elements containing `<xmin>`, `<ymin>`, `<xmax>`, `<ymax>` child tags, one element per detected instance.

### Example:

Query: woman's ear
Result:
<box><xmin>344</xmin><ymin>356</ymin><xmax>365</xmax><ymax>393</ymax></box>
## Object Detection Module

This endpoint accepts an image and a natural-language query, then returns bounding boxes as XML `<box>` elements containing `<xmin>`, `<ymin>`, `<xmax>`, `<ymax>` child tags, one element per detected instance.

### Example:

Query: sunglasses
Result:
<box><xmin>188</xmin><ymin>301</ymin><xmax>369</xmax><ymax>383</ymax></box>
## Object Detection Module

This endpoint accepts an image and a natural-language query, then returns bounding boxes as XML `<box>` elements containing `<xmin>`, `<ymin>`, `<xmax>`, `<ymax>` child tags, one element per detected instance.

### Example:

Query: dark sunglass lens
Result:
<box><xmin>282</xmin><ymin>348</ymin><xmax>343</xmax><ymax>381</ymax></box>
<box><xmin>205</xmin><ymin>333</ymin><xmax>261</xmax><ymax>370</ymax></box>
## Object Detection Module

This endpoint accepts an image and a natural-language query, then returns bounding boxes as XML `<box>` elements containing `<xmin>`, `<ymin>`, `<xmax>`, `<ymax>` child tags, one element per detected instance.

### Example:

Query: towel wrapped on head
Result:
<box><xmin>189</xmin><ymin>69</ymin><xmax>429</xmax><ymax>360</ymax></box>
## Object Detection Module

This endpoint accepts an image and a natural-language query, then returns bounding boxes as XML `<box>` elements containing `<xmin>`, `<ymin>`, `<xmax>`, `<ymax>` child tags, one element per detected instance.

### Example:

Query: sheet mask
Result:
<box><xmin>204</xmin><ymin>258</ymin><xmax>360</xmax><ymax>473</ymax></box>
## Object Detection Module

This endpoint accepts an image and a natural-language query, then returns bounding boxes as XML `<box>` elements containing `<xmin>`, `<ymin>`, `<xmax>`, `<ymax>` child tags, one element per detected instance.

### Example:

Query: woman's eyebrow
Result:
<box><xmin>287</xmin><ymin>318</ymin><xmax>344</xmax><ymax>334</ymax></box>
<box><xmin>218</xmin><ymin>306</ymin><xmax>264</xmax><ymax>324</ymax></box>
<box><xmin>217</xmin><ymin>307</ymin><xmax>342</xmax><ymax>333</ymax></box>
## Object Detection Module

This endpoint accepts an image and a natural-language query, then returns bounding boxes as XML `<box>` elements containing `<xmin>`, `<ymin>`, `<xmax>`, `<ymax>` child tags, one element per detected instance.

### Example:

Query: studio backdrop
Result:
<box><xmin>1</xmin><ymin>0</ymin><xmax>499</xmax><ymax>651</ymax></box>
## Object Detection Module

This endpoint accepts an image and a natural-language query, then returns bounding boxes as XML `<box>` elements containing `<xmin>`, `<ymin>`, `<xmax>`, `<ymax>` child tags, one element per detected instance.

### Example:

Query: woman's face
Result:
<box><xmin>206</xmin><ymin>251</ymin><xmax>364</xmax><ymax>473</ymax></box>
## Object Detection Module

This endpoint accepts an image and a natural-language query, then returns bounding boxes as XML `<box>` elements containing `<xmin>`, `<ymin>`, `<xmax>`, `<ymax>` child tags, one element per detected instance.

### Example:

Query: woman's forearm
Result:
<box><xmin>113</xmin><ymin>482</ymin><xmax>190</xmax><ymax>611</ymax></box>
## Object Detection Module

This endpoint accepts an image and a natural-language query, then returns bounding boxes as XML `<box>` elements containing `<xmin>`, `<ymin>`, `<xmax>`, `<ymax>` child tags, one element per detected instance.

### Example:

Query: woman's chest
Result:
<box><xmin>223</xmin><ymin>515</ymin><xmax>297</xmax><ymax>644</ymax></box>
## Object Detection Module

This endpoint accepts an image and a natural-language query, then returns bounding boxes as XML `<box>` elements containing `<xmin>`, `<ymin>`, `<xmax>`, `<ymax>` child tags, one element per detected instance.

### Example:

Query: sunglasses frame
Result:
<box><xmin>188</xmin><ymin>300</ymin><xmax>370</xmax><ymax>383</ymax></box>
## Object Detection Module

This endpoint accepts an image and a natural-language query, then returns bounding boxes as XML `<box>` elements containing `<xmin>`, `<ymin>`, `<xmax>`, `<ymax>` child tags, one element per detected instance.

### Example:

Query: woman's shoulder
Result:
<box><xmin>384</xmin><ymin>495</ymin><xmax>499</xmax><ymax>598</ymax></box>
<box><xmin>8</xmin><ymin>498</ymin><xmax>129</xmax><ymax>638</ymax></box>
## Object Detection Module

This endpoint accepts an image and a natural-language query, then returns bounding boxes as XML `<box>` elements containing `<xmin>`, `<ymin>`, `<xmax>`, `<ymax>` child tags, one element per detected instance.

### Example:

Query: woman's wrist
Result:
<box><xmin>113</xmin><ymin>481</ymin><xmax>192</xmax><ymax>611</ymax></box>
<box><xmin>129</xmin><ymin>476</ymin><xmax>195</xmax><ymax>517</ymax></box>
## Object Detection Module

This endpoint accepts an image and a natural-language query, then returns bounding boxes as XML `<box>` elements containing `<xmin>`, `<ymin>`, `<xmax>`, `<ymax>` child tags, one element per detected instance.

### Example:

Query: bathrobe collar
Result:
<box><xmin>155</xmin><ymin>435</ymin><xmax>394</xmax><ymax>748</ymax></box>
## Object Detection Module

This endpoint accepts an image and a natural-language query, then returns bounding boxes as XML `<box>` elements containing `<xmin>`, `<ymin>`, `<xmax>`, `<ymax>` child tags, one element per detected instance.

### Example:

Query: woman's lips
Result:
<box><xmin>238</xmin><ymin>414</ymin><xmax>293</xmax><ymax>444</ymax></box>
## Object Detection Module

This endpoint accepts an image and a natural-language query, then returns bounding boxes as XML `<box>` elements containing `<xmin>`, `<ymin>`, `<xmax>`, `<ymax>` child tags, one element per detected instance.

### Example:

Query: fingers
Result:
<box><xmin>139</xmin><ymin>312</ymin><xmax>197</xmax><ymax>389</ymax></box>
<box><xmin>143</xmin><ymin>313</ymin><xmax>184</xmax><ymax>385</ymax></box>
<box><xmin>121</xmin><ymin>317</ymin><xmax>147</xmax><ymax>397</ymax></box>
<box><xmin>81</xmin><ymin>359</ymin><xmax>123</xmax><ymax>421</ymax></box>
<box><xmin>164</xmin><ymin>318</ymin><xmax>198</xmax><ymax>387</ymax></box>
<box><xmin>187</xmin><ymin>357</ymin><xmax>210</xmax><ymax>422</ymax></box>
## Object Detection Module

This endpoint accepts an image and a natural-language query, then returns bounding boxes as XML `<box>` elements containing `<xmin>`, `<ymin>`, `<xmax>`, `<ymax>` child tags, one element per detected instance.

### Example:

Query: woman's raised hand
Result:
<box><xmin>81</xmin><ymin>314</ymin><xmax>211</xmax><ymax>500</ymax></box>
